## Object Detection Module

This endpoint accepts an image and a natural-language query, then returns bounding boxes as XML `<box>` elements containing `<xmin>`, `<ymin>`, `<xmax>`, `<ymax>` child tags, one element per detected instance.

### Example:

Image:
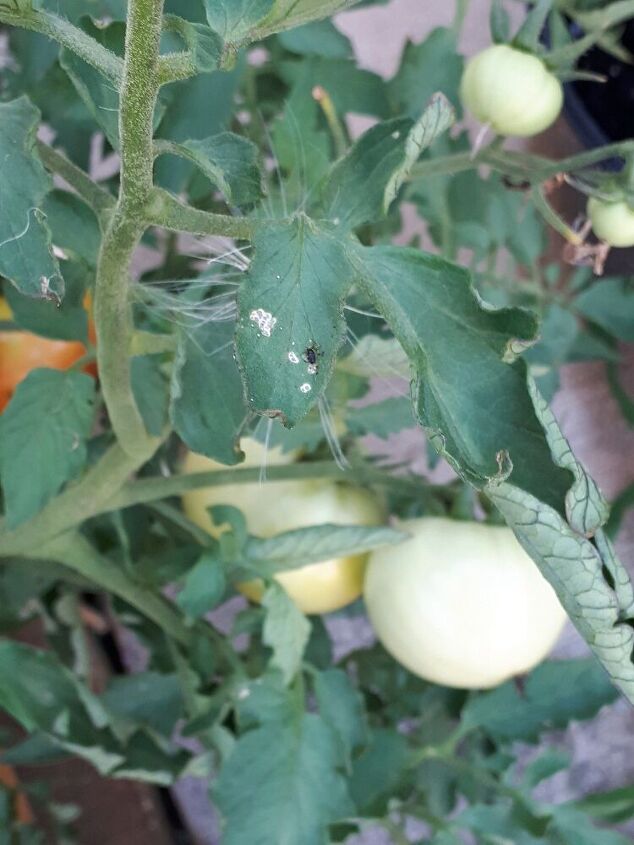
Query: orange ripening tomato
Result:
<box><xmin>0</xmin><ymin>761</ymin><xmax>34</xmax><ymax>825</ymax></box>
<box><xmin>0</xmin><ymin>296</ymin><xmax>95</xmax><ymax>412</ymax></box>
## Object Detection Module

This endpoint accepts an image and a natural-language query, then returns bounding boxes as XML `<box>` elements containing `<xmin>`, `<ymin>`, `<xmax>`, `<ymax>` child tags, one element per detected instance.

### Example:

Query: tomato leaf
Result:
<box><xmin>320</xmin><ymin>95</ymin><xmax>453</xmax><ymax>231</ymax></box>
<box><xmin>245</xmin><ymin>523</ymin><xmax>407</xmax><ymax>574</ymax></box>
<box><xmin>262</xmin><ymin>582</ymin><xmax>311</xmax><ymax>683</ymax></box>
<box><xmin>5</xmin><ymin>258</ymin><xmax>90</xmax><ymax>342</ymax></box>
<box><xmin>158</xmin><ymin>132</ymin><xmax>264</xmax><ymax>207</ymax></box>
<box><xmin>484</xmin><ymin>376</ymin><xmax>634</xmax><ymax>702</ymax></box>
<box><xmin>176</xmin><ymin>550</ymin><xmax>227</xmax><ymax>618</ymax></box>
<box><xmin>0</xmin><ymin>97</ymin><xmax>61</xmax><ymax>299</ymax></box>
<box><xmin>547</xmin><ymin>807</ymin><xmax>634</xmax><ymax>845</ymax></box>
<box><xmin>101</xmin><ymin>672</ymin><xmax>185</xmax><ymax>737</ymax></box>
<box><xmin>351</xmin><ymin>243</ymin><xmax>571</xmax><ymax>507</ymax></box>
<box><xmin>462</xmin><ymin>658</ymin><xmax>619</xmax><ymax>744</ymax></box>
<box><xmin>389</xmin><ymin>27</ymin><xmax>464</xmax><ymax>118</ymax></box>
<box><xmin>279</xmin><ymin>56</ymin><xmax>391</xmax><ymax>119</ymax></box>
<box><xmin>575</xmin><ymin>277</ymin><xmax>634</xmax><ymax>342</ymax></box>
<box><xmin>204</xmin><ymin>0</ymin><xmax>358</xmax><ymax>52</ymax></box>
<box><xmin>155</xmin><ymin>60</ymin><xmax>244</xmax><ymax>194</ymax></box>
<box><xmin>346</xmin><ymin>397</ymin><xmax>416</xmax><ymax>438</ymax></box>
<box><xmin>170</xmin><ymin>317</ymin><xmax>246</xmax><ymax>465</ymax></box>
<box><xmin>59</xmin><ymin>24</ymin><xmax>123</xmax><ymax>149</ymax></box>
<box><xmin>313</xmin><ymin>668</ymin><xmax>367</xmax><ymax>768</ymax></box>
<box><xmin>235</xmin><ymin>215</ymin><xmax>354</xmax><ymax>427</ymax></box>
<box><xmin>203</xmin><ymin>0</ymin><xmax>275</xmax><ymax>47</ymax></box>
<box><xmin>526</xmin><ymin>377</ymin><xmax>608</xmax><ymax>535</ymax></box>
<box><xmin>163</xmin><ymin>15</ymin><xmax>223</xmax><ymax>73</ymax></box>
<box><xmin>349</xmin><ymin>728</ymin><xmax>410</xmax><ymax>815</ymax></box>
<box><xmin>0</xmin><ymin>642</ymin><xmax>191</xmax><ymax>784</ymax></box>
<box><xmin>131</xmin><ymin>356</ymin><xmax>170</xmax><ymax>438</ymax></box>
<box><xmin>44</xmin><ymin>189</ymin><xmax>101</xmax><ymax>268</ymax></box>
<box><xmin>488</xmin><ymin>483</ymin><xmax>634</xmax><ymax>702</ymax></box>
<box><xmin>0</xmin><ymin>369</ymin><xmax>95</xmax><ymax>527</ymax></box>
<box><xmin>215</xmin><ymin>673</ymin><xmax>352</xmax><ymax>844</ymax></box>
<box><xmin>278</xmin><ymin>20</ymin><xmax>353</xmax><ymax>58</ymax></box>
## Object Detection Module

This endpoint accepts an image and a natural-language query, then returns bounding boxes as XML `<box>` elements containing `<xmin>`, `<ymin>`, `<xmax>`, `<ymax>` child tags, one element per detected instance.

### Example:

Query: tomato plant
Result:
<box><xmin>0</xmin><ymin>0</ymin><xmax>632</xmax><ymax>842</ymax></box>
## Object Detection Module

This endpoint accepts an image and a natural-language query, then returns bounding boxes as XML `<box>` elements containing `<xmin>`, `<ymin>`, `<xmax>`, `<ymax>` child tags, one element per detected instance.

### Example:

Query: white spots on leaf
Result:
<box><xmin>307</xmin><ymin>363</ymin><xmax>317</xmax><ymax>375</ymax></box>
<box><xmin>391</xmin><ymin>131</ymin><xmax>400</xmax><ymax>139</ymax></box>
<box><xmin>288</xmin><ymin>351</ymin><xmax>300</xmax><ymax>364</ymax></box>
<box><xmin>249</xmin><ymin>308</ymin><xmax>277</xmax><ymax>337</ymax></box>
<box><xmin>299</xmin><ymin>383</ymin><xmax>312</xmax><ymax>393</ymax></box>
<box><xmin>237</xmin><ymin>686</ymin><xmax>251</xmax><ymax>700</ymax></box>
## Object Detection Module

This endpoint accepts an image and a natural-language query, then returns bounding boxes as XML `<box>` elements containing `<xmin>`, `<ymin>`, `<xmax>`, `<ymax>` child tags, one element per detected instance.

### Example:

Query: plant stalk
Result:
<box><xmin>94</xmin><ymin>0</ymin><xmax>165</xmax><ymax>457</ymax></box>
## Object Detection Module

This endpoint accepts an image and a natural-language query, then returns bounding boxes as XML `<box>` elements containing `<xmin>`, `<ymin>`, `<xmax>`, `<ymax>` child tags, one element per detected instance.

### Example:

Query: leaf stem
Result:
<box><xmin>145</xmin><ymin>187</ymin><xmax>257</xmax><ymax>240</ymax></box>
<box><xmin>35</xmin><ymin>140</ymin><xmax>115</xmax><ymax>220</ymax></box>
<box><xmin>0</xmin><ymin>8</ymin><xmax>122</xmax><ymax>84</ymax></box>
<box><xmin>94</xmin><ymin>0</ymin><xmax>165</xmax><ymax>457</ymax></box>
<box><xmin>409</xmin><ymin>141</ymin><xmax>634</xmax><ymax>186</ymax></box>
<box><xmin>105</xmin><ymin>461</ymin><xmax>455</xmax><ymax>512</ymax></box>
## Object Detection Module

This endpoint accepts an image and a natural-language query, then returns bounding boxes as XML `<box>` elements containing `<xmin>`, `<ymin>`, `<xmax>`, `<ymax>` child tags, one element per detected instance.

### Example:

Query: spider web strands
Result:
<box><xmin>318</xmin><ymin>394</ymin><xmax>349</xmax><ymax>470</ymax></box>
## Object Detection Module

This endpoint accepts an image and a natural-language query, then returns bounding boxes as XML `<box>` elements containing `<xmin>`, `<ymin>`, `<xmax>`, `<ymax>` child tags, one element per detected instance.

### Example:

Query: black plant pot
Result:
<box><xmin>561</xmin><ymin>21</ymin><xmax>634</xmax><ymax>271</ymax></box>
<box><xmin>565</xmin><ymin>20</ymin><xmax>634</xmax><ymax>154</ymax></box>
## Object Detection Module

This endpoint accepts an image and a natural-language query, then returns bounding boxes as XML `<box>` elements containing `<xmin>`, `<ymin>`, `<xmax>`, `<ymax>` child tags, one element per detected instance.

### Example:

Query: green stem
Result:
<box><xmin>0</xmin><ymin>8</ymin><xmax>122</xmax><ymax>84</ymax></box>
<box><xmin>145</xmin><ymin>187</ymin><xmax>257</xmax><ymax>240</ymax></box>
<box><xmin>40</xmin><ymin>532</ymin><xmax>193</xmax><ymax>646</ymax></box>
<box><xmin>157</xmin><ymin>52</ymin><xmax>196</xmax><ymax>85</ymax></box>
<box><xmin>129</xmin><ymin>329</ymin><xmax>177</xmax><ymax>356</ymax></box>
<box><xmin>0</xmin><ymin>440</ymin><xmax>159</xmax><ymax>557</ymax></box>
<box><xmin>409</xmin><ymin>142</ymin><xmax>634</xmax><ymax>186</ymax></box>
<box><xmin>35</xmin><ymin>140</ymin><xmax>115</xmax><ymax>220</ymax></box>
<box><xmin>95</xmin><ymin>211</ymin><xmax>151</xmax><ymax>456</ymax></box>
<box><xmin>94</xmin><ymin>0</ymin><xmax>165</xmax><ymax>457</ymax></box>
<box><xmin>105</xmin><ymin>461</ymin><xmax>454</xmax><ymax>513</ymax></box>
<box><xmin>531</xmin><ymin>185</ymin><xmax>583</xmax><ymax>245</ymax></box>
<box><xmin>451</xmin><ymin>0</ymin><xmax>469</xmax><ymax>37</ymax></box>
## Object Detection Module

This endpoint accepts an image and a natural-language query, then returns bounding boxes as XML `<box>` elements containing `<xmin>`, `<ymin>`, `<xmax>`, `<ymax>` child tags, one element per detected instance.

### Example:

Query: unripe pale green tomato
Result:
<box><xmin>182</xmin><ymin>438</ymin><xmax>384</xmax><ymax>615</ymax></box>
<box><xmin>460</xmin><ymin>45</ymin><xmax>563</xmax><ymax>137</ymax></box>
<box><xmin>364</xmin><ymin>517</ymin><xmax>567</xmax><ymax>689</ymax></box>
<box><xmin>587</xmin><ymin>196</ymin><xmax>634</xmax><ymax>247</ymax></box>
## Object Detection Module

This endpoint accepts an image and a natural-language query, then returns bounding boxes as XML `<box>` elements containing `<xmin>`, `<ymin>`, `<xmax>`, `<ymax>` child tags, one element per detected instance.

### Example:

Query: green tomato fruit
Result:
<box><xmin>587</xmin><ymin>196</ymin><xmax>634</xmax><ymax>247</ymax></box>
<box><xmin>460</xmin><ymin>45</ymin><xmax>563</xmax><ymax>137</ymax></box>
<box><xmin>364</xmin><ymin>517</ymin><xmax>567</xmax><ymax>689</ymax></box>
<box><xmin>182</xmin><ymin>438</ymin><xmax>384</xmax><ymax>615</ymax></box>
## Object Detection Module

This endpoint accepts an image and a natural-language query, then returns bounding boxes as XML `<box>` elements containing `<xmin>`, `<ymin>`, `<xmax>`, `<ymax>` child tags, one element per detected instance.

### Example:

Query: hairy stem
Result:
<box><xmin>105</xmin><ymin>461</ymin><xmax>455</xmax><ymax>513</ymax></box>
<box><xmin>145</xmin><ymin>187</ymin><xmax>257</xmax><ymax>240</ymax></box>
<box><xmin>94</xmin><ymin>0</ymin><xmax>164</xmax><ymax>457</ymax></box>
<box><xmin>35</xmin><ymin>140</ymin><xmax>115</xmax><ymax>220</ymax></box>
<box><xmin>0</xmin><ymin>8</ymin><xmax>122</xmax><ymax>84</ymax></box>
